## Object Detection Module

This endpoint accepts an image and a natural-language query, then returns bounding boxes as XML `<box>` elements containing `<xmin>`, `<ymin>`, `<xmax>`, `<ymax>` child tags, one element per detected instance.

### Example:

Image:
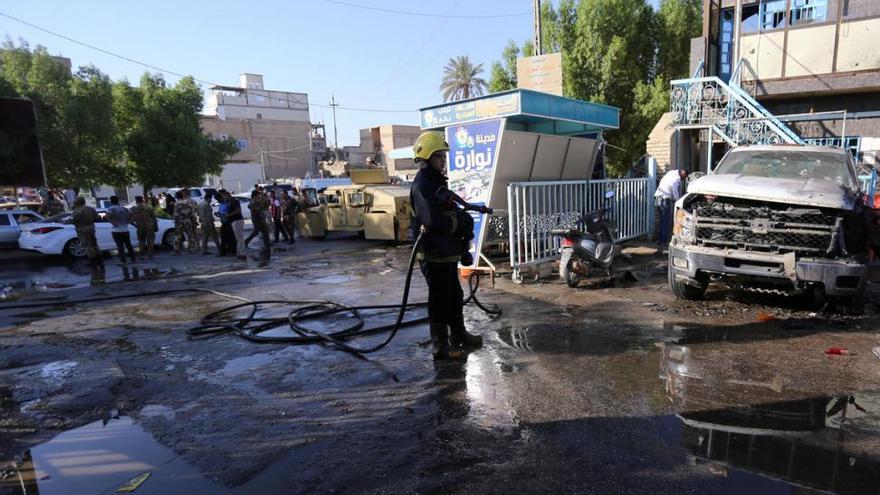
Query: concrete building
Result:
<box><xmin>648</xmin><ymin>0</ymin><xmax>880</xmax><ymax>173</ymax></box>
<box><xmin>359</xmin><ymin>125</ymin><xmax>422</xmax><ymax>179</ymax></box>
<box><xmin>200</xmin><ymin>74</ymin><xmax>314</xmax><ymax>180</ymax></box>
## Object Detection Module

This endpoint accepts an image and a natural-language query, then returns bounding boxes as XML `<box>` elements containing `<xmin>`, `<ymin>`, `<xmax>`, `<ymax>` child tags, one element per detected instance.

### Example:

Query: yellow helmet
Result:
<box><xmin>413</xmin><ymin>131</ymin><xmax>449</xmax><ymax>161</ymax></box>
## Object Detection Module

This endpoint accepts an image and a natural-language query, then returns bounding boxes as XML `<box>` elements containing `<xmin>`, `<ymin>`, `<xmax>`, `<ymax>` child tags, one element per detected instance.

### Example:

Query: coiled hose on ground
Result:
<box><xmin>187</xmin><ymin>233</ymin><xmax>502</xmax><ymax>356</ymax></box>
<box><xmin>0</xmin><ymin>234</ymin><xmax>502</xmax><ymax>358</ymax></box>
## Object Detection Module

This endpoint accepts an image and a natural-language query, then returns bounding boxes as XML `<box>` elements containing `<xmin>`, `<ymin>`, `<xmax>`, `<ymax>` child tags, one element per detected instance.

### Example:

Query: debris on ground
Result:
<box><xmin>117</xmin><ymin>472</ymin><xmax>151</xmax><ymax>493</ymax></box>
<box><xmin>824</xmin><ymin>347</ymin><xmax>851</xmax><ymax>356</ymax></box>
<box><xmin>756</xmin><ymin>311</ymin><xmax>777</xmax><ymax>322</ymax></box>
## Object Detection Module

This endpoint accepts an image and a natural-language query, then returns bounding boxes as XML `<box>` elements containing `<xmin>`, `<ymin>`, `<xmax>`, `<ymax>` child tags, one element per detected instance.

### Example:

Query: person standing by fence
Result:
<box><xmin>654</xmin><ymin>168</ymin><xmax>688</xmax><ymax>245</ymax></box>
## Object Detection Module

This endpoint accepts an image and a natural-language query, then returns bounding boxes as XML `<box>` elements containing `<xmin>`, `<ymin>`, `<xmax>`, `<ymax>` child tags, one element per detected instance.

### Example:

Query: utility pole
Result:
<box><xmin>533</xmin><ymin>0</ymin><xmax>542</xmax><ymax>56</ymax></box>
<box><xmin>329</xmin><ymin>95</ymin><xmax>339</xmax><ymax>157</ymax></box>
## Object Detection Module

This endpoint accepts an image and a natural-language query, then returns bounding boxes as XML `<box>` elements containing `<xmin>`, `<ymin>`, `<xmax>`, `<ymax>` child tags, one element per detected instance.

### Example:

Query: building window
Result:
<box><xmin>791</xmin><ymin>0</ymin><xmax>827</xmax><ymax>25</ymax></box>
<box><xmin>761</xmin><ymin>0</ymin><xmax>787</xmax><ymax>30</ymax></box>
<box><xmin>236</xmin><ymin>139</ymin><xmax>248</xmax><ymax>151</ymax></box>
<box><xmin>256</xmin><ymin>113</ymin><xmax>262</xmax><ymax>119</ymax></box>
<box><xmin>741</xmin><ymin>4</ymin><xmax>760</xmax><ymax>34</ymax></box>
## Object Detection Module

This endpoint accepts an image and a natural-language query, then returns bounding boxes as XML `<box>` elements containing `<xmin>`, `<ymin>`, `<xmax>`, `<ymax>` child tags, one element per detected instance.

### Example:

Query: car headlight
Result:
<box><xmin>673</xmin><ymin>208</ymin><xmax>695</xmax><ymax>243</ymax></box>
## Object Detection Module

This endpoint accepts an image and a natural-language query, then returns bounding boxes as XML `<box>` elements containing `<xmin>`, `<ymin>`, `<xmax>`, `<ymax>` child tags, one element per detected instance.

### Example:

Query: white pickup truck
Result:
<box><xmin>668</xmin><ymin>145</ymin><xmax>875</xmax><ymax>305</ymax></box>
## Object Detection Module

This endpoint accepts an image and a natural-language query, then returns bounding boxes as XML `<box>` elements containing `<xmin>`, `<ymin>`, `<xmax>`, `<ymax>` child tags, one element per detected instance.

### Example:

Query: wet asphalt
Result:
<box><xmin>1</xmin><ymin>239</ymin><xmax>880</xmax><ymax>494</ymax></box>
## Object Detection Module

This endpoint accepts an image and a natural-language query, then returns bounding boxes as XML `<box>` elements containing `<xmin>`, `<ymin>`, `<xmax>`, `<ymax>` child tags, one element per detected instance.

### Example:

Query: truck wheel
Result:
<box><xmin>668</xmin><ymin>267</ymin><xmax>706</xmax><ymax>300</ymax></box>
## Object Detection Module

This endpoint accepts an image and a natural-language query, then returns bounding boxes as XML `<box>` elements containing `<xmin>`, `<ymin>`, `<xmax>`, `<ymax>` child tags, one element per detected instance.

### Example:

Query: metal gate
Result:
<box><xmin>506</xmin><ymin>177</ymin><xmax>655</xmax><ymax>281</ymax></box>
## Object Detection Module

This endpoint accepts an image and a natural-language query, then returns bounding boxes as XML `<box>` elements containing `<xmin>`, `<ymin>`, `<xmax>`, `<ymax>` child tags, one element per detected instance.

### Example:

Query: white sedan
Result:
<box><xmin>18</xmin><ymin>209</ymin><xmax>177</xmax><ymax>257</ymax></box>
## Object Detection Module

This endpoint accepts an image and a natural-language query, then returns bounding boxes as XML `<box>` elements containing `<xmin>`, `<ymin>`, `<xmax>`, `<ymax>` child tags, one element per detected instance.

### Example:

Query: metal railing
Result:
<box><xmin>670</xmin><ymin>75</ymin><xmax>804</xmax><ymax>146</ymax></box>
<box><xmin>507</xmin><ymin>177</ymin><xmax>655</xmax><ymax>282</ymax></box>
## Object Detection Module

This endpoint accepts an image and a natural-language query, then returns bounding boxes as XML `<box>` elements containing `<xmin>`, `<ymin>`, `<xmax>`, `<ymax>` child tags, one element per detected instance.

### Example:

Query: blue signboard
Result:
<box><xmin>422</xmin><ymin>93</ymin><xmax>520</xmax><ymax>129</ymax></box>
<box><xmin>445</xmin><ymin>119</ymin><xmax>504</xmax><ymax>266</ymax></box>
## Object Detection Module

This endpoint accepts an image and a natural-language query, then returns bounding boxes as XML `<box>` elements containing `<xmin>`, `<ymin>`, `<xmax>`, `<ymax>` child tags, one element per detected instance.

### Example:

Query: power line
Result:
<box><xmin>323</xmin><ymin>0</ymin><xmax>529</xmax><ymax>18</ymax></box>
<box><xmin>0</xmin><ymin>11</ymin><xmax>418</xmax><ymax>114</ymax></box>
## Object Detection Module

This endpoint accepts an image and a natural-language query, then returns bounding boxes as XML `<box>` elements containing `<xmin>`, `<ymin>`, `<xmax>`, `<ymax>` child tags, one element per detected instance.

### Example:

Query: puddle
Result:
<box><xmin>676</xmin><ymin>394</ymin><xmax>880</xmax><ymax>494</ymax></box>
<box><xmin>221</xmin><ymin>352</ymin><xmax>278</xmax><ymax>374</ymax></box>
<box><xmin>11</xmin><ymin>416</ymin><xmax>221</xmax><ymax>495</ymax></box>
<box><xmin>660</xmin><ymin>334</ymin><xmax>880</xmax><ymax>493</ymax></box>
<box><xmin>310</xmin><ymin>274</ymin><xmax>354</xmax><ymax>284</ymax></box>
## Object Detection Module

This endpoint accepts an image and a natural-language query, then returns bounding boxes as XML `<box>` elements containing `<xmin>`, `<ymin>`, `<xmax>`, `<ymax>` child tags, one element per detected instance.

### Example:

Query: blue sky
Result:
<box><xmin>2</xmin><ymin>0</ymin><xmax>660</xmax><ymax>147</ymax></box>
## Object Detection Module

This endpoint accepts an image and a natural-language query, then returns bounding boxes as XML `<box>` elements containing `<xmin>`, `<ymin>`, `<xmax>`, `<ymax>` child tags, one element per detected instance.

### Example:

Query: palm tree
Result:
<box><xmin>440</xmin><ymin>56</ymin><xmax>488</xmax><ymax>102</ymax></box>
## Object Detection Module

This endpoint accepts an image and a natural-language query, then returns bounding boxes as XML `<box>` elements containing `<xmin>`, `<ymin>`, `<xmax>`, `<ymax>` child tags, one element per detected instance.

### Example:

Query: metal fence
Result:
<box><xmin>507</xmin><ymin>177</ymin><xmax>655</xmax><ymax>281</ymax></box>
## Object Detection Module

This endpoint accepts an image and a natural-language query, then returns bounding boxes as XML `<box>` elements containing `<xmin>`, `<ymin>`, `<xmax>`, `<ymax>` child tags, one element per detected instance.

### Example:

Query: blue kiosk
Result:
<box><xmin>418</xmin><ymin>89</ymin><xmax>620</xmax><ymax>273</ymax></box>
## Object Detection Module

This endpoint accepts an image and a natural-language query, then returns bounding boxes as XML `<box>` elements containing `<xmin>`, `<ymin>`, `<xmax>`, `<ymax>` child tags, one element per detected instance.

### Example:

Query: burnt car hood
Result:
<box><xmin>689</xmin><ymin>174</ymin><xmax>856</xmax><ymax>210</ymax></box>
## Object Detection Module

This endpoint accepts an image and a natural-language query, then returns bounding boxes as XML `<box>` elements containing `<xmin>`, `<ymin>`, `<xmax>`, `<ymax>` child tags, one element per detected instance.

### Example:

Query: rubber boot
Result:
<box><xmin>430</xmin><ymin>323</ymin><xmax>465</xmax><ymax>360</ymax></box>
<box><xmin>449</xmin><ymin>325</ymin><xmax>482</xmax><ymax>350</ymax></box>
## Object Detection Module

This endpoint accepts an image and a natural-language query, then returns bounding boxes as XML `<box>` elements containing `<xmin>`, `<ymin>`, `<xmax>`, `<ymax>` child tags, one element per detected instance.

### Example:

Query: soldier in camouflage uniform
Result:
<box><xmin>184</xmin><ymin>189</ymin><xmax>200</xmax><ymax>251</ymax></box>
<box><xmin>173</xmin><ymin>191</ymin><xmax>197</xmax><ymax>254</ymax></box>
<box><xmin>71</xmin><ymin>197</ymin><xmax>102</xmax><ymax>265</ymax></box>
<box><xmin>198</xmin><ymin>192</ymin><xmax>220</xmax><ymax>255</ymax></box>
<box><xmin>131</xmin><ymin>196</ymin><xmax>157</xmax><ymax>259</ymax></box>
<box><xmin>244</xmin><ymin>189</ymin><xmax>271</xmax><ymax>256</ymax></box>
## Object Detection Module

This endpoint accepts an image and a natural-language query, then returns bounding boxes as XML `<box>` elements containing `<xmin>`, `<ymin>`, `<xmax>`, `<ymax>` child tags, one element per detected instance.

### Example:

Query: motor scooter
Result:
<box><xmin>550</xmin><ymin>190</ymin><xmax>616</xmax><ymax>288</ymax></box>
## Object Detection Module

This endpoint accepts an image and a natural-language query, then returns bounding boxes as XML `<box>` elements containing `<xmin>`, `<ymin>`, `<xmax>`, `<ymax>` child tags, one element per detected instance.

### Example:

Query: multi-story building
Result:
<box><xmin>359</xmin><ymin>124</ymin><xmax>423</xmax><ymax>179</ymax></box>
<box><xmin>200</xmin><ymin>74</ymin><xmax>314</xmax><ymax>179</ymax></box>
<box><xmin>648</xmin><ymin>0</ymin><xmax>880</xmax><ymax>173</ymax></box>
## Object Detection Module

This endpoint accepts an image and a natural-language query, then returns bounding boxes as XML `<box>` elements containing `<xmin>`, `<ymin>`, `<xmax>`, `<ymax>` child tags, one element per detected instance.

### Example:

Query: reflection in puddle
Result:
<box><xmin>10</xmin><ymin>416</ymin><xmax>220</xmax><ymax>495</ymax></box>
<box><xmin>661</xmin><ymin>339</ymin><xmax>880</xmax><ymax>494</ymax></box>
<box><xmin>464</xmin><ymin>352</ymin><xmax>517</xmax><ymax>430</ymax></box>
<box><xmin>221</xmin><ymin>352</ymin><xmax>277</xmax><ymax>374</ymax></box>
<box><xmin>310</xmin><ymin>274</ymin><xmax>354</xmax><ymax>284</ymax></box>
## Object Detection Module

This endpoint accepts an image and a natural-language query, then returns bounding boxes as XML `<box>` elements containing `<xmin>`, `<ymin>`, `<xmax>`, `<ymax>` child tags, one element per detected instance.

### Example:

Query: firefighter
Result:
<box><xmin>410</xmin><ymin>131</ymin><xmax>482</xmax><ymax>360</ymax></box>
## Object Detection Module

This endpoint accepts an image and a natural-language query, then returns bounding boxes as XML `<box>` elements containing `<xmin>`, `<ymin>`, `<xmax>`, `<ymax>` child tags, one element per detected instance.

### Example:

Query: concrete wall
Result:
<box><xmin>358</xmin><ymin>125</ymin><xmax>422</xmax><ymax>178</ymax></box>
<box><xmin>784</xmin><ymin>24</ymin><xmax>836</xmax><ymax>77</ymax></box>
<box><xmin>201</xmin><ymin>117</ymin><xmax>313</xmax><ymax>180</ymax></box>
<box><xmin>741</xmin><ymin>31</ymin><xmax>785</xmax><ymax>80</ymax></box>
<box><xmin>837</xmin><ymin>18</ymin><xmax>880</xmax><ymax>72</ymax></box>
<box><xmin>206</xmin><ymin>89</ymin><xmax>310</xmax><ymax>122</ymax></box>
<box><xmin>739</xmin><ymin>16</ymin><xmax>880</xmax><ymax>83</ymax></box>
<box><xmin>646</xmin><ymin>112</ymin><xmax>676</xmax><ymax>174</ymax></box>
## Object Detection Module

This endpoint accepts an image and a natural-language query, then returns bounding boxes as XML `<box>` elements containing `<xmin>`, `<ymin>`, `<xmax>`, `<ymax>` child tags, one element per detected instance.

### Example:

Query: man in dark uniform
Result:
<box><xmin>410</xmin><ymin>131</ymin><xmax>482</xmax><ymax>360</ymax></box>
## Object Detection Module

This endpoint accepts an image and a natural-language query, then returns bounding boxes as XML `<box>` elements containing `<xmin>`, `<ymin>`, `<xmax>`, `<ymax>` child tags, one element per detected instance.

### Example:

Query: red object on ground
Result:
<box><xmin>756</xmin><ymin>312</ymin><xmax>777</xmax><ymax>322</ymax></box>
<box><xmin>825</xmin><ymin>347</ymin><xmax>850</xmax><ymax>355</ymax></box>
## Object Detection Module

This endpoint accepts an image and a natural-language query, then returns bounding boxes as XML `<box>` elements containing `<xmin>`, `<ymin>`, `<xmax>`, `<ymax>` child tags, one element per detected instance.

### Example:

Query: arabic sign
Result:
<box><xmin>421</xmin><ymin>93</ymin><xmax>519</xmax><ymax>129</ymax></box>
<box><xmin>445</xmin><ymin>118</ymin><xmax>503</xmax><ymax>266</ymax></box>
<box><xmin>517</xmin><ymin>53</ymin><xmax>563</xmax><ymax>96</ymax></box>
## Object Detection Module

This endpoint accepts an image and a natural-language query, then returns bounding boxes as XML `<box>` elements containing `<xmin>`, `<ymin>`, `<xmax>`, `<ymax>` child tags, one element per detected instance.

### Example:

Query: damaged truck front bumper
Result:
<box><xmin>669</xmin><ymin>242</ymin><xmax>870</xmax><ymax>297</ymax></box>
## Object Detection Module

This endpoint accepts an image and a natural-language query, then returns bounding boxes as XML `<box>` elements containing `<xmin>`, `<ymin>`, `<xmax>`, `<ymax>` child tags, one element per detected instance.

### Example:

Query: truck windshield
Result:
<box><xmin>715</xmin><ymin>149</ymin><xmax>854</xmax><ymax>188</ymax></box>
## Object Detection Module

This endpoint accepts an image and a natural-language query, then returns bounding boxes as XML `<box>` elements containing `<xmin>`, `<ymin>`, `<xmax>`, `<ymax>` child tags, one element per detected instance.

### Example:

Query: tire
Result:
<box><xmin>562</xmin><ymin>253</ymin><xmax>583</xmax><ymax>288</ymax></box>
<box><xmin>668</xmin><ymin>265</ymin><xmax>707</xmax><ymax>300</ymax></box>
<box><xmin>64</xmin><ymin>238</ymin><xmax>87</xmax><ymax>258</ymax></box>
<box><xmin>161</xmin><ymin>229</ymin><xmax>175</xmax><ymax>249</ymax></box>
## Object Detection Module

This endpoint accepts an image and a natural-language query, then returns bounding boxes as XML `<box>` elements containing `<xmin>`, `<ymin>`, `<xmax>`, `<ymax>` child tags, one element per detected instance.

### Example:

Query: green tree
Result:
<box><xmin>0</xmin><ymin>41</ymin><xmax>123</xmax><ymax>187</ymax></box>
<box><xmin>488</xmin><ymin>40</ymin><xmax>535</xmax><ymax>93</ymax></box>
<box><xmin>440</xmin><ymin>56</ymin><xmax>488</xmax><ymax>101</ymax></box>
<box><xmin>114</xmin><ymin>74</ymin><xmax>237</xmax><ymax>193</ymax></box>
<box><xmin>657</xmin><ymin>0</ymin><xmax>702</xmax><ymax>80</ymax></box>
